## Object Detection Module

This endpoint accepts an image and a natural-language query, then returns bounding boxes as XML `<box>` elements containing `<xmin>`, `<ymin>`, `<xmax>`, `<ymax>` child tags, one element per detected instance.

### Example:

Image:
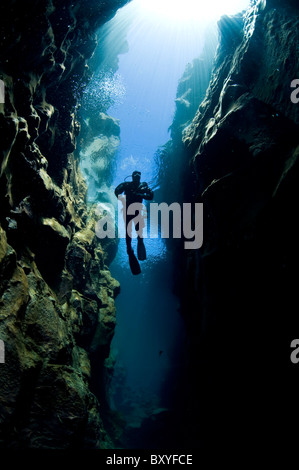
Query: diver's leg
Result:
<box><xmin>126</xmin><ymin>229</ymin><xmax>133</xmax><ymax>255</ymax></box>
<box><xmin>135</xmin><ymin>213</ymin><xmax>146</xmax><ymax>260</ymax></box>
<box><xmin>137</xmin><ymin>236</ymin><xmax>146</xmax><ymax>261</ymax></box>
<box><xmin>126</xmin><ymin>214</ymin><xmax>134</xmax><ymax>255</ymax></box>
<box><xmin>126</xmin><ymin>214</ymin><xmax>141</xmax><ymax>274</ymax></box>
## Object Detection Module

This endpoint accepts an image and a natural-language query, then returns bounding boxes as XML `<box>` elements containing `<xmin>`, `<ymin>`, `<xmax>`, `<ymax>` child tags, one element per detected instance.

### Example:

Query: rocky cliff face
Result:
<box><xmin>178</xmin><ymin>0</ymin><xmax>299</xmax><ymax>449</ymax></box>
<box><xmin>1</xmin><ymin>0</ymin><xmax>298</xmax><ymax>451</ymax></box>
<box><xmin>0</xmin><ymin>0</ymin><xmax>128</xmax><ymax>449</ymax></box>
<box><xmin>76</xmin><ymin>17</ymin><xmax>129</xmax><ymax>205</ymax></box>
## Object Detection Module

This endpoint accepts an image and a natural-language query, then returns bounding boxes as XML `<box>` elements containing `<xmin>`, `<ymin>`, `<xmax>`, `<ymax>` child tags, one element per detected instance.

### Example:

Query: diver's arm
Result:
<box><xmin>143</xmin><ymin>187</ymin><xmax>153</xmax><ymax>200</ymax></box>
<box><xmin>114</xmin><ymin>183</ymin><xmax>126</xmax><ymax>197</ymax></box>
<box><xmin>137</xmin><ymin>183</ymin><xmax>154</xmax><ymax>200</ymax></box>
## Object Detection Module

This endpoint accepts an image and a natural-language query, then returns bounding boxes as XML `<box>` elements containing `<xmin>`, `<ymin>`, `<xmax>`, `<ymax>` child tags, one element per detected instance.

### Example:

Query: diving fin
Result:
<box><xmin>137</xmin><ymin>239</ymin><xmax>146</xmax><ymax>261</ymax></box>
<box><xmin>128</xmin><ymin>251</ymin><xmax>141</xmax><ymax>275</ymax></box>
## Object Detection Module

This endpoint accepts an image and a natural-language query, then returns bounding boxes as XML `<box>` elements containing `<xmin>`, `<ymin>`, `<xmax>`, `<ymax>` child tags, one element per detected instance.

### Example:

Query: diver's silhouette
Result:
<box><xmin>115</xmin><ymin>170</ymin><xmax>153</xmax><ymax>275</ymax></box>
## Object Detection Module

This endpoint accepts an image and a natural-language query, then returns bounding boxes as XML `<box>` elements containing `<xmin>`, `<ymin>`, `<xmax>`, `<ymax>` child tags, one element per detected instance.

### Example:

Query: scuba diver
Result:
<box><xmin>115</xmin><ymin>170</ymin><xmax>154</xmax><ymax>275</ymax></box>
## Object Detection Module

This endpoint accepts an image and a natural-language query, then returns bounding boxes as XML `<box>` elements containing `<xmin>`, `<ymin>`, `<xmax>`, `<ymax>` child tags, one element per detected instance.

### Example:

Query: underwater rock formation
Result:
<box><xmin>156</xmin><ymin>39</ymin><xmax>216</xmax><ymax>209</ymax></box>
<box><xmin>1</xmin><ymin>0</ymin><xmax>299</xmax><ymax>452</ymax></box>
<box><xmin>79</xmin><ymin>112</ymin><xmax>121</xmax><ymax>199</ymax></box>
<box><xmin>0</xmin><ymin>0</ymin><xmax>127</xmax><ymax>449</ymax></box>
<box><xmin>177</xmin><ymin>0</ymin><xmax>299</xmax><ymax>449</ymax></box>
<box><xmin>76</xmin><ymin>11</ymin><xmax>130</xmax><ymax>204</ymax></box>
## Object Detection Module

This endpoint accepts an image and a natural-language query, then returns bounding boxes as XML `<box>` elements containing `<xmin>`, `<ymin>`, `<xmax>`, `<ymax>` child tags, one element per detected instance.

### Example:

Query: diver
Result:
<box><xmin>115</xmin><ymin>170</ymin><xmax>154</xmax><ymax>275</ymax></box>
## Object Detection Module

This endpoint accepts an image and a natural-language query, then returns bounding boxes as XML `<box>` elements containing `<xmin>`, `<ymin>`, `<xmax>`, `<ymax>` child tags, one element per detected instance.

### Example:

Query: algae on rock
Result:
<box><xmin>0</xmin><ymin>0</ymin><xmax>127</xmax><ymax>449</ymax></box>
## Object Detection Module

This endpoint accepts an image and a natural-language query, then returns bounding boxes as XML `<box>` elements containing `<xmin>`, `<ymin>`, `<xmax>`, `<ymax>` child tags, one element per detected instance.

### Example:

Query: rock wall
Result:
<box><xmin>0</xmin><ymin>0</ymin><xmax>128</xmax><ymax>449</ymax></box>
<box><xmin>179</xmin><ymin>0</ymin><xmax>299</xmax><ymax>450</ymax></box>
<box><xmin>2</xmin><ymin>0</ymin><xmax>299</xmax><ymax>452</ymax></box>
<box><xmin>156</xmin><ymin>38</ymin><xmax>216</xmax><ymax>211</ymax></box>
<box><xmin>77</xmin><ymin>16</ymin><xmax>130</xmax><ymax>203</ymax></box>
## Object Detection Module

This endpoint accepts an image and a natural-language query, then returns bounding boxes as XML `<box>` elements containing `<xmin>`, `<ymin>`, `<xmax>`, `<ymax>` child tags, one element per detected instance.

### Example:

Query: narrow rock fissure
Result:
<box><xmin>1</xmin><ymin>0</ymin><xmax>299</xmax><ymax>452</ymax></box>
<box><xmin>75</xmin><ymin>0</ymin><xmax>236</xmax><ymax>448</ymax></box>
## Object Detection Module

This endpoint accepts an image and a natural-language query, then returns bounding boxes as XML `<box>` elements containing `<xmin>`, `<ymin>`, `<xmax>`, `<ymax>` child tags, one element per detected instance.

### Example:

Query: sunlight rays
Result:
<box><xmin>135</xmin><ymin>0</ymin><xmax>251</xmax><ymax>23</ymax></box>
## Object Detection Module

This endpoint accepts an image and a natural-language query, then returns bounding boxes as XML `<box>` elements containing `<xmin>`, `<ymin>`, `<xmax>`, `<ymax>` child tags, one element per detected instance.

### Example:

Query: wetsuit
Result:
<box><xmin>115</xmin><ymin>181</ymin><xmax>153</xmax><ymax>256</ymax></box>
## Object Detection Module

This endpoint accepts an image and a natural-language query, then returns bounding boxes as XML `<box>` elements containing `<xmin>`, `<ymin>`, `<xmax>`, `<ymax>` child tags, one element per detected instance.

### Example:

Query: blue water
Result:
<box><xmin>82</xmin><ymin>0</ymin><xmax>251</xmax><ymax>441</ymax></box>
<box><xmin>100</xmin><ymin>2</ymin><xmax>208</xmax><ymax>425</ymax></box>
<box><xmin>109</xmin><ymin>239</ymin><xmax>185</xmax><ymax>414</ymax></box>
<box><xmin>108</xmin><ymin>2</ymin><xmax>215</xmax><ymax>186</ymax></box>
